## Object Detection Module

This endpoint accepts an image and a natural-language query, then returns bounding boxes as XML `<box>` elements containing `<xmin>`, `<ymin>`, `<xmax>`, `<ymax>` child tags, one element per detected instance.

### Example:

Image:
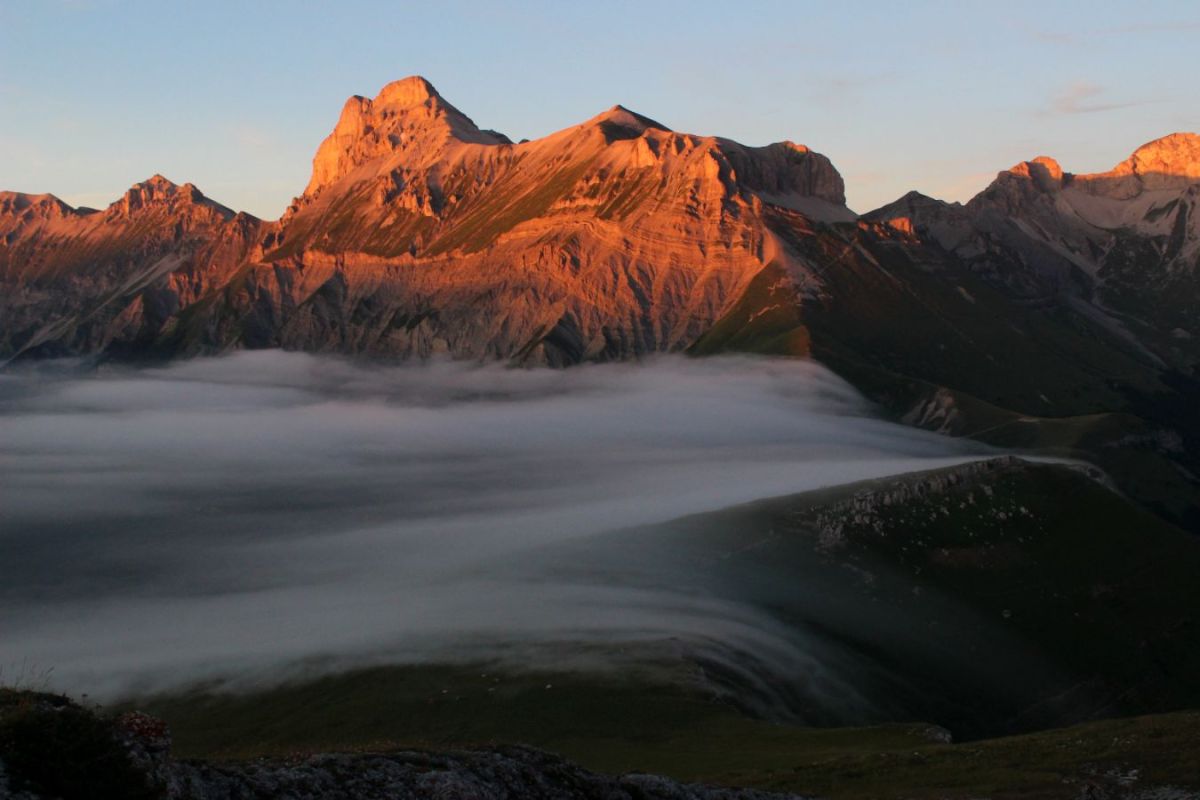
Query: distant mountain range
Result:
<box><xmin>2</xmin><ymin>76</ymin><xmax>1198</xmax><ymax>529</ymax></box>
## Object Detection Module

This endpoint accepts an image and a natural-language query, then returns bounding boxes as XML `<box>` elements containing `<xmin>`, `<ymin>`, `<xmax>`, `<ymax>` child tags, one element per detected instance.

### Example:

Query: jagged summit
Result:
<box><xmin>0</xmin><ymin>191</ymin><xmax>78</xmax><ymax>238</ymax></box>
<box><xmin>107</xmin><ymin>174</ymin><xmax>235</xmax><ymax>220</ymax></box>
<box><xmin>0</xmin><ymin>190</ymin><xmax>73</xmax><ymax>214</ymax></box>
<box><xmin>1120</xmin><ymin>132</ymin><xmax>1200</xmax><ymax>175</ymax></box>
<box><xmin>288</xmin><ymin>76</ymin><xmax>851</xmax><ymax>252</ymax></box>
<box><xmin>864</xmin><ymin>189</ymin><xmax>958</xmax><ymax>220</ymax></box>
<box><xmin>1073</xmin><ymin>131</ymin><xmax>1200</xmax><ymax>199</ymax></box>
<box><xmin>970</xmin><ymin>134</ymin><xmax>1200</xmax><ymax>205</ymax></box>
<box><xmin>304</xmin><ymin>77</ymin><xmax>511</xmax><ymax>195</ymax></box>
<box><xmin>585</xmin><ymin>104</ymin><xmax>671</xmax><ymax>136</ymax></box>
<box><xmin>372</xmin><ymin>75</ymin><xmax>442</xmax><ymax>108</ymax></box>
<box><xmin>1023</xmin><ymin>156</ymin><xmax>1064</xmax><ymax>183</ymax></box>
<box><xmin>118</xmin><ymin>173</ymin><xmax>180</xmax><ymax>203</ymax></box>
<box><xmin>971</xmin><ymin>156</ymin><xmax>1065</xmax><ymax>199</ymax></box>
<box><xmin>998</xmin><ymin>156</ymin><xmax>1065</xmax><ymax>193</ymax></box>
<box><xmin>301</xmin><ymin>78</ymin><xmax>851</xmax><ymax>213</ymax></box>
<box><xmin>862</xmin><ymin>188</ymin><xmax>969</xmax><ymax>239</ymax></box>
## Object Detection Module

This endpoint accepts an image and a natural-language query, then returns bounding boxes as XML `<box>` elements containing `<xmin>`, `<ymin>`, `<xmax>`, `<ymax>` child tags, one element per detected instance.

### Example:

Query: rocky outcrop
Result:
<box><xmin>107</xmin><ymin>175</ymin><xmax>236</xmax><ymax>222</ymax></box>
<box><xmin>0</xmin><ymin>193</ymin><xmax>79</xmax><ymax>240</ymax></box>
<box><xmin>1073</xmin><ymin>132</ymin><xmax>1200</xmax><ymax>199</ymax></box>
<box><xmin>303</xmin><ymin>76</ymin><xmax>511</xmax><ymax>196</ymax></box>
<box><xmin>157</xmin><ymin>748</ymin><xmax>801</xmax><ymax>800</ymax></box>
<box><xmin>797</xmin><ymin>457</ymin><xmax>1091</xmax><ymax>550</ymax></box>
<box><xmin>0</xmin><ymin>691</ymin><xmax>804</xmax><ymax>800</ymax></box>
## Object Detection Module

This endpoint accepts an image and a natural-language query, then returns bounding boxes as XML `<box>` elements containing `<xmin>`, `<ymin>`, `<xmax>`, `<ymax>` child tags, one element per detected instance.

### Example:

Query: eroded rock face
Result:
<box><xmin>304</xmin><ymin>76</ymin><xmax>512</xmax><ymax>196</ymax></box>
<box><xmin>0</xmin><ymin>176</ymin><xmax>262</xmax><ymax>360</ymax></box>
<box><xmin>1074</xmin><ymin>132</ymin><xmax>1200</xmax><ymax>198</ymax></box>
<box><xmin>0</xmin><ymin>76</ymin><xmax>854</xmax><ymax>364</ymax></box>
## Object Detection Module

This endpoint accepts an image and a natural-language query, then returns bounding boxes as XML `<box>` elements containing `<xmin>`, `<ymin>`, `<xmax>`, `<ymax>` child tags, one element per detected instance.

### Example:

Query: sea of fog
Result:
<box><xmin>0</xmin><ymin>352</ymin><xmax>993</xmax><ymax>705</ymax></box>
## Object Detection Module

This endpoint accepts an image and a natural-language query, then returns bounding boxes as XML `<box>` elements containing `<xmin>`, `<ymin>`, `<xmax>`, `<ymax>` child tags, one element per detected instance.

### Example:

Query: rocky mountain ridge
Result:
<box><xmin>2</xmin><ymin>77</ymin><xmax>1198</xmax><ymax>528</ymax></box>
<box><xmin>867</xmin><ymin>132</ymin><xmax>1200</xmax><ymax>341</ymax></box>
<box><xmin>5</xmin><ymin>78</ymin><xmax>1195</xmax><ymax>368</ymax></box>
<box><xmin>0</xmin><ymin>76</ymin><xmax>858</xmax><ymax>364</ymax></box>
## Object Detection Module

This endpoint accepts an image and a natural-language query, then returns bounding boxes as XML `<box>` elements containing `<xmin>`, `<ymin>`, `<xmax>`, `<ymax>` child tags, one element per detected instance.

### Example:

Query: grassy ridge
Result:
<box><xmin>124</xmin><ymin>665</ymin><xmax>1200</xmax><ymax>799</ymax></box>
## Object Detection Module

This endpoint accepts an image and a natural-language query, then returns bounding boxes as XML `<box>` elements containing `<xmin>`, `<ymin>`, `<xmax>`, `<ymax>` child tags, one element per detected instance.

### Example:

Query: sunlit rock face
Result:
<box><xmin>1</xmin><ymin>79</ymin><xmax>1197</xmax><ymax>396</ymax></box>
<box><xmin>262</xmin><ymin>80</ymin><xmax>851</xmax><ymax>364</ymax></box>
<box><xmin>303</xmin><ymin>76</ymin><xmax>512</xmax><ymax>195</ymax></box>
<box><xmin>0</xmin><ymin>177</ymin><xmax>261</xmax><ymax>359</ymax></box>
<box><xmin>1073</xmin><ymin>132</ymin><xmax>1200</xmax><ymax>198</ymax></box>
<box><xmin>0</xmin><ymin>76</ymin><xmax>853</xmax><ymax>364</ymax></box>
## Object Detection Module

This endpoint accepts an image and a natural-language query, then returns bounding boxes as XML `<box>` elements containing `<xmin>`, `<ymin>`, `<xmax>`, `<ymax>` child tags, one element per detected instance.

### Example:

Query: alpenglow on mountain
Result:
<box><xmin>2</xmin><ymin>76</ymin><xmax>1199</xmax><ymax>529</ymax></box>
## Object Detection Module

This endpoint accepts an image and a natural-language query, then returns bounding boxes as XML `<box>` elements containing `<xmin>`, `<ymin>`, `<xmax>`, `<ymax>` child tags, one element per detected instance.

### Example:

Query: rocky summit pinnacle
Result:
<box><xmin>586</xmin><ymin>104</ymin><xmax>671</xmax><ymax>136</ymax></box>
<box><xmin>372</xmin><ymin>75</ymin><xmax>442</xmax><ymax>108</ymax></box>
<box><xmin>304</xmin><ymin>76</ymin><xmax>509</xmax><ymax>195</ymax></box>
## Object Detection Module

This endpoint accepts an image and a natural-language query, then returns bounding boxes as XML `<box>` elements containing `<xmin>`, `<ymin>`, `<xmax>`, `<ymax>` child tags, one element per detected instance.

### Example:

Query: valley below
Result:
<box><xmin>0</xmin><ymin>353</ymin><xmax>991</xmax><ymax>702</ymax></box>
<box><xmin>3</xmin><ymin>353</ymin><xmax>1200</xmax><ymax>798</ymax></box>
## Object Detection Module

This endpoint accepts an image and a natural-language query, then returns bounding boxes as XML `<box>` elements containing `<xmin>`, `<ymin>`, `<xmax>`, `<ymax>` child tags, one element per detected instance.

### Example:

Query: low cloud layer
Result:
<box><xmin>0</xmin><ymin>352</ymin><xmax>990</xmax><ymax>708</ymax></box>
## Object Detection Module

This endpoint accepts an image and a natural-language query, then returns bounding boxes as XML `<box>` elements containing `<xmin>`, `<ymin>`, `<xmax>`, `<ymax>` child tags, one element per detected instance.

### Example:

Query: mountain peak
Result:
<box><xmin>1073</xmin><ymin>132</ymin><xmax>1200</xmax><ymax>199</ymax></box>
<box><xmin>107</xmin><ymin>175</ymin><xmax>233</xmax><ymax>220</ymax></box>
<box><xmin>304</xmin><ymin>77</ymin><xmax>509</xmax><ymax>196</ymax></box>
<box><xmin>1007</xmin><ymin>156</ymin><xmax>1065</xmax><ymax>191</ymax></box>
<box><xmin>967</xmin><ymin>155</ymin><xmax>1067</xmax><ymax>213</ymax></box>
<box><xmin>1028</xmin><ymin>156</ymin><xmax>1064</xmax><ymax>180</ymax></box>
<box><xmin>373</xmin><ymin>75</ymin><xmax>441</xmax><ymax>108</ymax></box>
<box><xmin>580</xmin><ymin>105</ymin><xmax>670</xmax><ymax>141</ymax></box>
<box><xmin>1122</xmin><ymin>132</ymin><xmax>1200</xmax><ymax>187</ymax></box>
<box><xmin>972</xmin><ymin>133</ymin><xmax>1200</xmax><ymax>206</ymax></box>
<box><xmin>864</xmin><ymin>189</ymin><xmax>953</xmax><ymax>219</ymax></box>
<box><xmin>1129</xmin><ymin>132</ymin><xmax>1200</xmax><ymax>168</ymax></box>
<box><xmin>0</xmin><ymin>191</ymin><xmax>77</xmax><ymax>231</ymax></box>
<box><xmin>114</xmin><ymin>175</ymin><xmax>181</xmax><ymax>211</ymax></box>
<box><xmin>598</xmin><ymin>104</ymin><xmax>667</xmax><ymax>128</ymax></box>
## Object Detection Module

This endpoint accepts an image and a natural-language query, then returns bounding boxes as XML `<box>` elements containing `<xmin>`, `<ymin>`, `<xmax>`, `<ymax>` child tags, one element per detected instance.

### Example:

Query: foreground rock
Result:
<box><xmin>0</xmin><ymin>690</ymin><xmax>805</xmax><ymax>800</ymax></box>
<box><xmin>156</xmin><ymin>749</ymin><xmax>802</xmax><ymax>800</ymax></box>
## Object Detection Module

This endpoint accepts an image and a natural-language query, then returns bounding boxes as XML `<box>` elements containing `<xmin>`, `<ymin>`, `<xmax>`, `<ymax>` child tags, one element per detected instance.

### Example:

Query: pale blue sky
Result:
<box><xmin>2</xmin><ymin>0</ymin><xmax>1197</xmax><ymax>217</ymax></box>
